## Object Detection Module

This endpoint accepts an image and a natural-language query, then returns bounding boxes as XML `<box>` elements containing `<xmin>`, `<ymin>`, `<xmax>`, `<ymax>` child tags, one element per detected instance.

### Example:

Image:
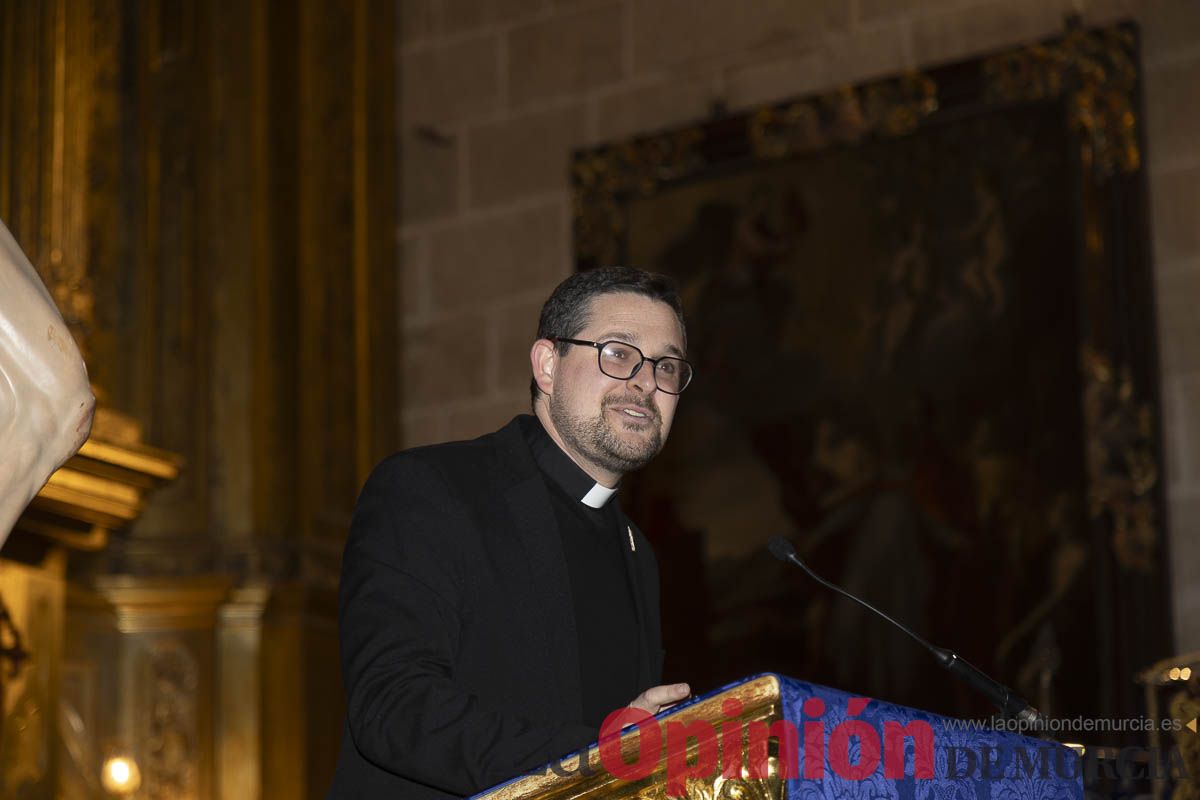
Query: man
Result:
<box><xmin>0</xmin><ymin>217</ymin><xmax>95</xmax><ymax>546</ymax></box>
<box><xmin>329</xmin><ymin>267</ymin><xmax>693</xmax><ymax>799</ymax></box>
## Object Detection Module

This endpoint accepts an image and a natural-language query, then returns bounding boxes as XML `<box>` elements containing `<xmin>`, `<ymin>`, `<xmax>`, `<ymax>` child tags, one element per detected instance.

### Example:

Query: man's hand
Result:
<box><xmin>628</xmin><ymin>683</ymin><xmax>690</xmax><ymax>714</ymax></box>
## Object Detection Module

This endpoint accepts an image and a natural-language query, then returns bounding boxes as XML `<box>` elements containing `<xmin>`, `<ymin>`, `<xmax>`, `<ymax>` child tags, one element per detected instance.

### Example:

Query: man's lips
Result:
<box><xmin>608</xmin><ymin>403</ymin><xmax>656</xmax><ymax>422</ymax></box>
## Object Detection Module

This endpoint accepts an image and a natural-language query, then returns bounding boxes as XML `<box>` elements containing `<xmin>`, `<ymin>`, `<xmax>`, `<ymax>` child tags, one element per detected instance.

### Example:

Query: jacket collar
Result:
<box><xmin>494</xmin><ymin>416</ymin><xmax>583</xmax><ymax>713</ymax></box>
<box><xmin>493</xmin><ymin>415</ymin><xmax>654</xmax><ymax>701</ymax></box>
<box><xmin>521</xmin><ymin>415</ymin><xmax>619</xmax><ymax>508</ymax></box>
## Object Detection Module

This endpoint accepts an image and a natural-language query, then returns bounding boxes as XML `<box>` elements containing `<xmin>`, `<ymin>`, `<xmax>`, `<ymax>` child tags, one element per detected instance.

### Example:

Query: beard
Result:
<box><xmin>549</xmin><ymin>391</ymin><xmax>665</xmax><ymax>476</ymax></box>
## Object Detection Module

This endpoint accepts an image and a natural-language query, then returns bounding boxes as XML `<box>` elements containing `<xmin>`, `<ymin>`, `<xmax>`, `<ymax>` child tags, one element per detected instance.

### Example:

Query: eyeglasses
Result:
<box><xmin>552</xmin><ymin>337</ymin><xmax>694</xmax><ymax>395</ymax></box>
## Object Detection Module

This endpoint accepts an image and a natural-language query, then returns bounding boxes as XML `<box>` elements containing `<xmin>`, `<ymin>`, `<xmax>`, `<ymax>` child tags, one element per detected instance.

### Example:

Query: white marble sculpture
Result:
<box><xmin>0</xmin><ymin>219</ymin><xmax>95</xmax><ymax>548</ymax></box>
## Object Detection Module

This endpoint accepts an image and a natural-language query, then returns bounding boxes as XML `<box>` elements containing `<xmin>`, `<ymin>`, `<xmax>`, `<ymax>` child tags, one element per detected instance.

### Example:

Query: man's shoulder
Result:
<box><xmin>365</xmin><ymin>415</ymin><xmax>529</xmax><ymax>490</ymax></box>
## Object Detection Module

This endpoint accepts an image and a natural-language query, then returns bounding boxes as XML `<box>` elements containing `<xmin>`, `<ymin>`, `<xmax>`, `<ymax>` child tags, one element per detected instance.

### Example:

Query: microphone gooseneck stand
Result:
<box><xmin>767</xmin><ymin>535</ymin><xmax>1050</xmax><ymax>732</ymax></box>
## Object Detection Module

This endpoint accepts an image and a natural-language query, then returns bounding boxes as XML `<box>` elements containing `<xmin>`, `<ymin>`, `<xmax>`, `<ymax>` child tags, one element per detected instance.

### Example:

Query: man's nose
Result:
<box><xmin>626</xmin><ymin>361</ymin><xmax>657</xmax><ymax>394</ymax></box>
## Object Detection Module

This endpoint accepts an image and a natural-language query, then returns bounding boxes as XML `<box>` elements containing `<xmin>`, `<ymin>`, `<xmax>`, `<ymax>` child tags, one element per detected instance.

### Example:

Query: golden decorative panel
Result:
<box><xmin>477</xmin><ymin>676</ymin><xmax>785</xmax><ymax>800</ymax></box>
<box><xmin>1</xmin><ymin>1</ymin><xmax>399</xmax><ymax>798</ymax></box>
<box><xmin>0</xmin><ymin>0</ymin><xmax>400</xmax><ymax>565</ymax></box>
<box><xmin>0</xmin><ymin>555</ymin><xmax>65</xmax><ymax>799</ymax></box>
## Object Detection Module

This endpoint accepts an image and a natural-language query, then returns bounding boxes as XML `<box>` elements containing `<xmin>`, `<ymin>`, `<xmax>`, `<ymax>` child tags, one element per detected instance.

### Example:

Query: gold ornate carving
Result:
<box><xmin>16</xmin><ymin>404</ymin><xmax>182</xmax><ymax>552</ymax></box>
<box><xmin>750</xmin><ymin>73</ymin><xmax>938</xmax><ymax>159</ymax></box>
<box><xmin>983</xmin><ymin>24</ymin><xmax>1140</xmax><ymax>177</ymax></box>
<box><xmin>575</xmin><ymin>24</ymin><xmax>1142</xmax><ymax>271</ymax></box>
<box><xmin>475</xmin><ymin>675</ymin><xmax>785</xmax><ymax>800</ymax></box>
<box><xmin>573</xmin><ymin>129</ymin><xmax>706</xmax><ymax>266</ymax></box>
<box><xmin>631</xmin><ymin>765</ymin><xmax>782</xmax><ymax>800</ymax></box>
<box><xmin>41</xmin><ymin>0</ymin><xmax>99</xmax><ymax>362</ymax></box>
<box><xmin>139</xmin><ymin>639</ymin><xmax>199</xmax><ymax>800</ymax></box>
<box><xmin>573</xmin><ymin>70</ymin><xmax>940</xmax><ymax>268</ymax></box>
<box><xmin>1082</xmin><ymin>347</ymin><xmax>1158</xmax><ymax>573</ymax></box>
<box><xmin>58</xmin><ymin>576</ymin><xmax>228</xmax><ymax>800</ymax></box>
<box><xmin>0</xmin><ymin>556</ymin><xmax>66</xmax><ymax>797</ymax></box>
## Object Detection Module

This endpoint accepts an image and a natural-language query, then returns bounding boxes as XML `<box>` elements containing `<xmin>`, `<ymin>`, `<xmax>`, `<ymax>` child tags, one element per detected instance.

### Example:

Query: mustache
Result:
<box><xmin>603</xmin><ymin>393</ymin><xmax>660</xmax><ymax>421</ymax></box>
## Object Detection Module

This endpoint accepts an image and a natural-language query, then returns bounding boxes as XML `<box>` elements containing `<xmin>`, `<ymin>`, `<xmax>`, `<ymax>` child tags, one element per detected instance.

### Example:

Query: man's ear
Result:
<box><xmin>530</xmin><ymin>339</ymin><xmax>557</xmax><ymax>396</ymax></box>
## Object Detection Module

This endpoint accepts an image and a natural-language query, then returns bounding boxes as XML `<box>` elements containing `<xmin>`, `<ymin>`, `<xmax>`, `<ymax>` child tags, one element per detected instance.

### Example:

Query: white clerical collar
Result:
<box><xmin>581</xmin><ymin>482</ymin><xmax>617</xmax><ymax>508</ymax></box>
<box><xmin>522</xmin><ymin>415</ymin><xmax>621</xmax><ymax>509</ymax></box>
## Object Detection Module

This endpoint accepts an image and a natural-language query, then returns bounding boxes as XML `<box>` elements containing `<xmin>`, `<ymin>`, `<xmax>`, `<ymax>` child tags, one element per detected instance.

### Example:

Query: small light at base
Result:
<box><xmin>1181</xmin><ymin>667</ymin><xmax>1193</xmax><ymax>681</ymax></box>
<box><xmin>101</xmin><ymin>756</ymin><xmax>142</xmax><ymax>795</ymax></box>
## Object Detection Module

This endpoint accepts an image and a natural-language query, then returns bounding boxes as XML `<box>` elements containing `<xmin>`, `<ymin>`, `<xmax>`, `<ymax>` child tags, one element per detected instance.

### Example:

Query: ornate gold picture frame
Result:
<box><xmin>573</xmin><ymin>22</ymin><xmax>1168</xmax><ymax>734</ymax></box>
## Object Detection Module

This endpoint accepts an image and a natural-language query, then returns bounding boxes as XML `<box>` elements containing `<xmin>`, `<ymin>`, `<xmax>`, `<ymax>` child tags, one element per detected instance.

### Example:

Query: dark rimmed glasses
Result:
<box><xmin>552</xmin><ymin>337</ymin><xmax>695</xmax><ymax>395</ymax></box>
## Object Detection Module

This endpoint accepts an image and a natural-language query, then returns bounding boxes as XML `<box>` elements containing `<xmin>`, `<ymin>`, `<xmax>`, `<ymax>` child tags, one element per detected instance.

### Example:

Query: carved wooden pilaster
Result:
<box><xmin>0</xmin><ymin>0</ymin><xmax>399</xmax><ymax>797</ymax></box>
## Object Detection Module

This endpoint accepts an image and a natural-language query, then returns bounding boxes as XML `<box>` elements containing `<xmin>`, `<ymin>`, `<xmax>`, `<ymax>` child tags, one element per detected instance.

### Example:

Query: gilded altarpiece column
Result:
<box><xmin>0</xmin><ymin>1</ymin><xmax>400</xmax><ymax>798</ymax></box>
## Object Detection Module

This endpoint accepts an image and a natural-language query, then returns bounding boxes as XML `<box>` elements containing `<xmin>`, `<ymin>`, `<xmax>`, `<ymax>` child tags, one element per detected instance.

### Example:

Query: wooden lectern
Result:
<box><xmin>473</xmin><ymin>674</ymin><xmax>1084</xmax><ymax>800</ymax></box>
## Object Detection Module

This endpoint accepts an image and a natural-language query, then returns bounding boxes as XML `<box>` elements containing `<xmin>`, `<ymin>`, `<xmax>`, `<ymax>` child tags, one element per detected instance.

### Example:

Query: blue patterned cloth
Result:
<box><xmin>765</xmin><ymin>674</ymin><xmax>1082</xmax><ymax>800</ymax></box>
<box><xmin>475</xmin><ymin>673</ymin><xmax>1084</xmax><ymax>800</ymax></box>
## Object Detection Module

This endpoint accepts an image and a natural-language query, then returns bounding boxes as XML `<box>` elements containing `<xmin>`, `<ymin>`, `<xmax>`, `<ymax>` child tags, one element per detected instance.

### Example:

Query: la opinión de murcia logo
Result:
<box><xmin>538</xmin><ymin>696</ymin><xmax>1193</xmax><ymax>797</ymax></box>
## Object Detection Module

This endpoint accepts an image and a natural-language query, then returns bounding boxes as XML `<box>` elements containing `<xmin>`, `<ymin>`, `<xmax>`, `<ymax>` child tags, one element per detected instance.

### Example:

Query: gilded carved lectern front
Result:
<box><xmin>474</xmin><ymin>674</ymin><xmax>1083</xmax><ymax>800</ymax></box>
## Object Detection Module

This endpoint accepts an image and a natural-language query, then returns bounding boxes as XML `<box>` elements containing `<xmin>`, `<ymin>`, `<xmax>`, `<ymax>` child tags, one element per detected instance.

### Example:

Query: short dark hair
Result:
<box><xmin>529</xmin><ymin>266</ymin><xmax>687</xmax><ymax>406</ymax></box>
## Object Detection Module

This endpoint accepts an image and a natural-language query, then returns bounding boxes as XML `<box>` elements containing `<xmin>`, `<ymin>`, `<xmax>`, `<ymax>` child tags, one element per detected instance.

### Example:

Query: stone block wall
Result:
<box><xmin>396</xmin><ymin>0</ymin><xmax>1200</xmax><ymax>650</ymax></box>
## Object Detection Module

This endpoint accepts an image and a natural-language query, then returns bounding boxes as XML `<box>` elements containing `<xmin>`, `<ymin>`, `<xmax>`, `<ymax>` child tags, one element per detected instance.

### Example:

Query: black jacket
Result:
<box><xmin>327</xmin><ymin>416</ymin><xmax>664</xmax><ymax>799</ymax></box>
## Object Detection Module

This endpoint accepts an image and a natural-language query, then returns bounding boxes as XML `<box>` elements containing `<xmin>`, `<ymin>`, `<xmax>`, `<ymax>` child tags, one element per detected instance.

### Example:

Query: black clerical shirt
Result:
<box><xmin>521</xmin><ymin>416</ymin><xmax>641</xmax><ymax>728</ymax></box>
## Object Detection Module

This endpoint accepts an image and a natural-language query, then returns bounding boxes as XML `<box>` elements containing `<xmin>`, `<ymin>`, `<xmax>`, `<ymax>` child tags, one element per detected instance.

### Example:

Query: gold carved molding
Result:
<box><xmin>574</xmin><ymin>128</ymin><xmax>706</xmax><ymax>267</ymax></box>
<box><xmin>573</xmin><ymin>23</ymin><xmax>1140</xmax><ymax>268</ymax></box>
<box><xmin>15</xmin><ymin>404</ymin><xmax>182</xmax><ymax>552</ymax></box>
<box><xmin>476</xmin><ymin>675</ymin><xmax>785</xmax><ymax>800</ymax></box>
<box><xmin>1082</xmin><ymin>347</ymin><xmax>1159</xmax><ymax>574</ymax></box>
<box><xmin>983</xmin><ymin>23</ymin><xmax>1140</xmax><ymax>177</ymax></box>
<box><xmin>749</xmin><ymin>72</ymin><xmax>938</xmax><ymax>159</ymax></box>
<box><xmin>90</xmin><ymin>575</ymin><xmax>231</xmax><ymax>635</ymax></box>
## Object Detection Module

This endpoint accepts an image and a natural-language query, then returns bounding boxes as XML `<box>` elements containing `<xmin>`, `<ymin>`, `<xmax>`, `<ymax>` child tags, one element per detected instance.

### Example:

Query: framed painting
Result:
<box><xmin>572</xmin><ymin>22</ymin><xmax>1169</xmax><ymax>738</ymax></box>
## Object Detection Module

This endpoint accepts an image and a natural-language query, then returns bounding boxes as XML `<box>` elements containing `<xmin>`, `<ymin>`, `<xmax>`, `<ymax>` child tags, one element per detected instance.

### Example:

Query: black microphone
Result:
<box><xmin>767</xmin><ymin>535</ymin><xmax>1046</xmax><ymax>728</ymax></box>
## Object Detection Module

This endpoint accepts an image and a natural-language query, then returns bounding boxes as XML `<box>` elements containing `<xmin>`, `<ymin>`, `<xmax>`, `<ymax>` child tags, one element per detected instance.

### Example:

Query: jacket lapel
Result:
<box><xmin>496</xmin><ymin>419</ymin><xmax>582</xmax><ymax>717</ymax></box>
<box><xmin>493</xmin><ymin>415</ymin><xmax>659</xmax><ymax>703</ymax></box>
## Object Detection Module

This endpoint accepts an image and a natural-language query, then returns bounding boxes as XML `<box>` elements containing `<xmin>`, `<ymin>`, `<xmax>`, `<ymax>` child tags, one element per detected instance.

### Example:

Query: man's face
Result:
<box><xmin>539</xmin><ymin>292</ymin><xmax>685</xmax><ymax>481</ymax></box>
